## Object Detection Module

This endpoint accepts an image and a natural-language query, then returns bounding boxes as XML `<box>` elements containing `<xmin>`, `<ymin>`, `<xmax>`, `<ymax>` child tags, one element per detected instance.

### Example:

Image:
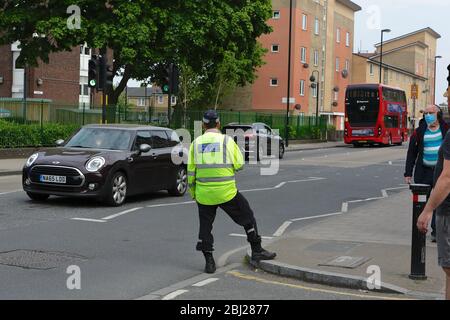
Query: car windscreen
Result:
<box><xmin>345</xmin><ymin>88</ymin><xmax>380</xmax><ymax>127</ymax></box>
<box><xmin>65</xmin><ymin>128</ymin><xmax>134</xmax><ymax>150</ymax></box>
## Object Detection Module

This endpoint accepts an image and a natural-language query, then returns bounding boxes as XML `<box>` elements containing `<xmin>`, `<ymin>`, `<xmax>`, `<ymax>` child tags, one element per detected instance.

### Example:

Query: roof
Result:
<box><xmin>347</xmin><ymin>83</ymin><xmax>404</xmax><ymax>92</ymax></box>
<box><xmin>83</xmin><ymin>124</ymin><xmax>169</xmax><ymax>131</ymax></box>
<box><xmin>336</xmin><ymin>0</ymin><xmax>362</xmax><ymax>12</ymax></box>
<box><xmin>126</xmin><ymin>87</ymin><xmax>163</xmax><ymax>97</ymax></box>
<box><xmin>375</xmin><ymin>27</ymin><xmax>441</xmax><ymax>47</ymax></box>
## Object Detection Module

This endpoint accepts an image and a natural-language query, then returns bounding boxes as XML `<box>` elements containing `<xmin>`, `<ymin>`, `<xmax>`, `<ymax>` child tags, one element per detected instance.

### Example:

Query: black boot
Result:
<box><xmin>250</xmin><ymin>243</ymin><xmax>276</xmax><ymax>261</ymax></box>
<box><xmin>203</xmin><ymin>251</ymin><xmax>216</xmax><ymax>274</ymax></box>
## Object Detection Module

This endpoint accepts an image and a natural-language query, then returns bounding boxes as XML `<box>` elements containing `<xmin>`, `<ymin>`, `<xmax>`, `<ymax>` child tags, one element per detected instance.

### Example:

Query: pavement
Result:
<box><xmin>247</xmin><ymin>188</ymin><xmax>446</xmax><ymax>299</ymax></box>
<box><xmin>0</xmin><ymin>141</ymin><xmax>347</xmax><ymax>176</ymax></box>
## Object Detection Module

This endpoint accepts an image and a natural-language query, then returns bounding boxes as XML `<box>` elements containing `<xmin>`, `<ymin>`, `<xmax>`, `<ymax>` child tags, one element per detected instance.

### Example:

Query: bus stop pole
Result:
<box><xmin>409</xmin><ymin>183</ymin><xmax>431</xmax><ymax>280</ymax></box>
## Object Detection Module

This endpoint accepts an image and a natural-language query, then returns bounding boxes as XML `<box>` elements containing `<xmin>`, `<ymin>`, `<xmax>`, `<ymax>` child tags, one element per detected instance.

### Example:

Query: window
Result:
<box><xmin>271</xmin><ymin>44</ymin><xmax>279</xmax><ymax>53</ymax></box>
<box><xmin>369</xmin><ymin>64</ymin><xmax>374</xmax><ymax>76</ymax></box>
<box><xmin>336</xmin><ymin>57</ymin><xmax>340</xmax><ymax>72</ymax></box>
<box><xmin>157</xmin><ymin>95</ymin><xmax>164</xmax><ymax>104</ymax></box>
<box><xmin>312</xmin><ymin>84</ymin><xmax>318</xmax><ymax>98</ymax></box>
<box><xmin>345</xmin><ymin>59</ymin><xmax>349</xmax><ymax>72</ymax></box>
<box><xmin>166</xmin><ymin>130</ymin><xmax>181</xmax><ymax>147</ymax></box>
<box><xmin>314</xmin><ymin>18</ymin><xmax>320</xmax><ymax>35</ymax></box>
<box><xmin>273</xmin><ymin>10</ymin><xmax>280</xmax><ymax>19</ymax></box>
<box><xmin>270</xmin><ymin>78</ymin><xmax>278</xmax><ymax>87</ymax></box>
<box><xmin>302</xmin><ymin>14</ymin><xmax>307</xmax><ymax>30</ymax></box>
<box><xmin>346</xmin><ymin>32</ymin><xmax>350</xmax><ymax>47</ymax></box>
<box><xmin>334</xmin><ymin>91</ymin><xmax>339</xmax><ymax>101</ymax></box>
<box><xmin>301</xmin><ymin>47</ymin><xmax>307</xmax><ymax>63</ymax></box>
<box><xmin>171</xmin><ymin>96</ymin><xmax>177</xmax><ymax>105</ymax></box>
<box><xmin>138</xmin><ymin>98</ymin><xmax>146</xmax><ymax>107</ymax></box>
<box><xmin>300</xmin><ymin>80</ymin><xmax>305</xmax><ymax>96</ymax></box>
<box><xmin>314</xmin><ymin>50</ymin><xmax>319</xmax><ymax>66</ymax></box>
<box><xmin>150</xmin><ymin>130</ymin><xmax>171</xmax><ymax>149</ymax></box>
<box><xmin>83</xmin><ymin>84</ymin><xmax>89</xmax><ymax>96</ymax></box>
<box><xmin>336</xmin><ymin>28</ymin><xmax>341</xmax><ymax>43</ymax></box>
<box><xmin>85</xmin><ymin>47</ymin><xmax>90</xmax><ymax>55</ymax></box>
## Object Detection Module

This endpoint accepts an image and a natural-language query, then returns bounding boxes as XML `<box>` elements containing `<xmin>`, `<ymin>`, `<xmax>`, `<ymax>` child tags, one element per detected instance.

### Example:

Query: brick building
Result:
<box><xmin>222</xmin><ymin>0</ymin><xmax>361</xmax><ymax>131</ymax></box>
<box><xmin>0</xmin><ymin>42</ymin><xmax>108</xmax><ymax>107</ymax></box>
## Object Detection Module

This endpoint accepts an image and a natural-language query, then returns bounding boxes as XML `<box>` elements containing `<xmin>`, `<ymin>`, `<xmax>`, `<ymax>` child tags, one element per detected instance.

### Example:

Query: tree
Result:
<box><xmin>0</xmin><ymin>0</ymin><xmax>272</xmax><ymax>105</ymax></box>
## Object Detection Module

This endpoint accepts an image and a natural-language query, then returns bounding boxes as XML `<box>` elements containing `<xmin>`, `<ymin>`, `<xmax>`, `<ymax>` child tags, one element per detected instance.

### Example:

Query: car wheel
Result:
<box><xmin>168</xmin><ymin>166</ymin><xmax>187</xmax><ymax>196</ymax></box>
<box><xmin>278</xmin><ymin>143</ymin><xmax>285</xmax><ymax>159</ymax></box>
<box><xmin>105</xmin><ymin>172</ymin><xmax>127</xmax><ymax>206</ymax></box>
<box><xmin>26</xmin><ymin>192</ymin><xmax>49</xmax><ymax>201</ymax></box>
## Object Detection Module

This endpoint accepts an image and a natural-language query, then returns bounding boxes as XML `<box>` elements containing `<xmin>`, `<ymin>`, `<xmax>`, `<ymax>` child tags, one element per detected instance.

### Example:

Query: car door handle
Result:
<box><xmin>127</xmin><ymin>157</ymin><xmax>134</xmax><ymax>163</ymax></box>
<box><xmin>152</xmin><ymin>153</ymin><xmax>158</xmax><ymax>159</ymax></box>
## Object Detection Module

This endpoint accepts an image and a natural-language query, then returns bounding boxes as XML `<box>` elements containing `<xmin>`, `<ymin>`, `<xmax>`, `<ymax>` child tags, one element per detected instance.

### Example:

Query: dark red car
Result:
<box><xmin>22</xmin><ymin>124</ymin><xmax>187</xmax><ymax>206</ymax></box>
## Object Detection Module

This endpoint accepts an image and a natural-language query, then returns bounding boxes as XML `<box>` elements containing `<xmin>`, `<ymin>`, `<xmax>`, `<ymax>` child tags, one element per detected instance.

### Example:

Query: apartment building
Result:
<box><xmin>222</xmin><ymin>0</ymin><xmax>361</xmax><ymax>131</ymax></box>
<box><xmin>0</xmin><ymin>43</ymin><xmax>106</xmax><ymax>107</ymax></box>
<box><xmin>352</xmin><ymin>28</ymin><xmax>441</xmax><ymax>123</ymax></box>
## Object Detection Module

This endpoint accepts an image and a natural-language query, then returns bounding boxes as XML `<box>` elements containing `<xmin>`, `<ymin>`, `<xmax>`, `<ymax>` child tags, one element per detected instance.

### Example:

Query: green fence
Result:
<box><xmin>0</xmin><ymin>99</ymin><xmax>329</xmax><ymax>148</ymax></box>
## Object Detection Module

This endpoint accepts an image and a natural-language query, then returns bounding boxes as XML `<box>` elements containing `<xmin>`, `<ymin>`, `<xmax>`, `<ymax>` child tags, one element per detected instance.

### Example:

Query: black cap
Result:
<box><xmin>202</xmin><ymin>109</ymin><xmax>220</xmax><ymax>124</ymax></box>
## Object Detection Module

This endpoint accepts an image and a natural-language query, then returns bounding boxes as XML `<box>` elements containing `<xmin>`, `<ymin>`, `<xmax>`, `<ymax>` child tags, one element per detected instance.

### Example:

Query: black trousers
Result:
<box><xmin>196</xmin><ymin>192</ymin><xmax>261</xmax><ymax>252</ymax></box>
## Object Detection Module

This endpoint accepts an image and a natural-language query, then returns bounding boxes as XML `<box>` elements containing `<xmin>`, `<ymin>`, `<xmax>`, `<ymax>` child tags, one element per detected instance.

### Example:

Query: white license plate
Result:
<box><xmin>40</xmin><ymin>175</ymin><xmax>67</xmax><ymax>184</ymax></box>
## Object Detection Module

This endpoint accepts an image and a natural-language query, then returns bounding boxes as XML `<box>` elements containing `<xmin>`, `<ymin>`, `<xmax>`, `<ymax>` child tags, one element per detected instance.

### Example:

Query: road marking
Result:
<box><xmin>161</xmin><ymin>289</ymin><xmax>189</xmax><ymax>300</ymax></box>
<box><xmin>102</xmin><ymin>207</ymin><xmax>143</xmax><ymax>220</ymax></box>
<box><xmin>71</xmin><ymin>218</ymin><xmax>107</xmax><ymax>223</ymax></box>
<box><xmin>227</xmin><ymin>271</ymin><xmax>411</xmax><ymax>300</ymax></box>
<box><xmin>0</xmin><ymin>190</ymin><xmax>21</xmax><ymax>196</ymax></box>
<box><xmin>290</xmin><ymin>212</ymin><xmax>342</xmax><ymax>222</ymax></box>
<box><xmin>229</xmin><ymin>233</ymin><xmax>274</xmax><ymax>240</ymax></box>
<box><xmin>146</xmin><ymin>201</ymin><xmax>195</xmax><ymax>208</ymax></box>
<box><xmin>192</xmin><ymin>278</ymin><xmax>219</xmax><ymax>287</ymax></box>
<box><xmin>341</xmin><ymin>202</ymin><xmax>349</xmax><ymax>213</ymax></box>
<box><xmin>273</xmin><ymin>221</ymin><xmax>292</xmax><ymax>237</ymax></box>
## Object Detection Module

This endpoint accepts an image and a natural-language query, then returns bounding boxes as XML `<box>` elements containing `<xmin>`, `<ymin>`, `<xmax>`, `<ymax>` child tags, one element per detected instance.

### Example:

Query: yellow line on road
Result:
<box><xmin>226</xmin><ymin>270</ymin><xmax>413</xmax><ymax>300</ymax></box>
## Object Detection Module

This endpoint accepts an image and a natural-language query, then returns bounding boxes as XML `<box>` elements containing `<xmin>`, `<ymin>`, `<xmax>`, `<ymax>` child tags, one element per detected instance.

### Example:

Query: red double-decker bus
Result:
<box><xmin>344</xmin><ymin>84</ymin><xmax>408</xmax><ymax>147</ymax></box>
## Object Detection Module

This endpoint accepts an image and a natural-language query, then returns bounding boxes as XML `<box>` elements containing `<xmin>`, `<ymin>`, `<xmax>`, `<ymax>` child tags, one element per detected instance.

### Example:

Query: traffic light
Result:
<box><xmin>88</xmin><ymin>55</ymin><xmax>100</xmax><ymax>89</ymax></box>
<box><xmin>105</xmin><ymin>65</ymin><xmax>114</xmax><ymax>90</ymax></box>
<box><xmin>161</xmin><ymin>64</ymin><xmax>172</xmax><ymax>94</ymax></box>
<box><xmin>170</xmin><ymin>64</ymin><xmax>179</xmax><ymax>96</ymax></box>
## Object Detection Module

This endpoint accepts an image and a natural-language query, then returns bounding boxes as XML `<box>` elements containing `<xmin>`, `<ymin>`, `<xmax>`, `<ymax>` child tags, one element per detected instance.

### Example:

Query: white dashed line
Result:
<box><xmin>192</xmin><ymin>278</ymin><xmax>219</xmax><ymax>287</ymax></box>
<box><xmin>146</xmin><ymin>201</ymin><xmax>195</xmax><ymax>208</ymax></box>
<box><xmin>229</xmin><ymin>233</ymin><xmax>273</xmax><ymax>240</ymax></box>
<box><xmin>102</xmin><ymin>207</ymin><xmax>143</xmax><ymax>220</ymax></box>
<box><xmin>161</xmin><ymin>289</ymin><xmax>189</xmax><ymax>300</ymax></box>
<box><xmin>290</xmin><ymin>212</ymin><xmax>343</xmax><ymax>222</ymax></box>
<box><xmin>71</xmin><ymin>218</ymin><xmax>107</xmax><ymax>223</ymax></box>
<box><xmin>0</xmin><ymin>190</ymin><xmax>21</xmax><ymax>196</ymax></box>
<box><xmin>273</xmin><ymin>221</ymin><xmax>292</xmax><ymax>237</ymax></box>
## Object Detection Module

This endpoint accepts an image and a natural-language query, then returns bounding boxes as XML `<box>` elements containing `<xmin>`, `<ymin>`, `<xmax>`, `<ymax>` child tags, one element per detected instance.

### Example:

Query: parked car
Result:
<box><xmin>22</xmin><ymin>124</ymin><xmax>187</xmax><ymax>206</ymax></box>
<box><xmin>222</xmin><ymin>122</ymin><xmax>285</xmax><ymax>161</ymax></box>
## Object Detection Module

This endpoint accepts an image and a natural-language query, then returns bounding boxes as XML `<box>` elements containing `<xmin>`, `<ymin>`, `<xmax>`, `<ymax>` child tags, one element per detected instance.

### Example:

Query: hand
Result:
<box><xmin>417</xmin><ymin>209</ymin><xmax>433</xmax><ymax>234</ymax></box>
<box><xmin>405</xmin><ymin>176</ymin><xmax>412</xmax><ymax>184</ymax></box>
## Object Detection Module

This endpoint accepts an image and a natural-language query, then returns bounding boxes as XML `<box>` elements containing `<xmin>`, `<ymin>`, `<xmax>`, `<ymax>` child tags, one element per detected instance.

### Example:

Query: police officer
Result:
<box><xmin>188</xmin><ymin>110</ymin><xmax>276</xmax><ymax>273</ymax></box>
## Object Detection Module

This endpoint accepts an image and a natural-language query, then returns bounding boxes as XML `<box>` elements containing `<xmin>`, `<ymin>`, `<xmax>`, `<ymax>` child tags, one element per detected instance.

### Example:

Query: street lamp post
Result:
<box><xmin>434</xmin><ymin>55</ymin><xmax>442</xmax><ymax>105</ymax></box>
<box><xmin>285</xmin><ymin>0</ymin><xmax>293</xmax><ymax>147</ymax></box>
<box><xmin>379</xmin><ymin>29</ymin><xmax>391</xmax><ymax>84</ymax></box>
<box><xmin>310</xmin><ymin>70</ymin><xmax>320</xmax><ymax>127</ymax></box>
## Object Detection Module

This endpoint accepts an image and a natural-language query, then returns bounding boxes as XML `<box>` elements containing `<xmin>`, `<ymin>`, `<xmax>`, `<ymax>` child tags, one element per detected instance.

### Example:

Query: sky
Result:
<box><xmin>352</xmin><ymin>0</ymin><xmax>449</xmax><ymax>105</ymax></box>
<box><xmin>123</xmin><ymin>0</ymin><xmax>450</xmax><ymax>105</ymax></box>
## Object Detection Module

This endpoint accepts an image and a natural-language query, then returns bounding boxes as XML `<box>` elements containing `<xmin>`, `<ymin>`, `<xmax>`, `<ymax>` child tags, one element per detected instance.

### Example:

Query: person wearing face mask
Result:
<box><xmin>405</xmin><ymin>105</ymin><xmax>449</xmax><ymax>242</ymax></box>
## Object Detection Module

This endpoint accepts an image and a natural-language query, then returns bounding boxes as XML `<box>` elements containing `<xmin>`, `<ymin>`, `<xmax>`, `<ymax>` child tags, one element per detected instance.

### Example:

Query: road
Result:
<box><xmin>0</xmin><ymin>145</ymin><xmax>410</xmax><ymax>299</ymax></box>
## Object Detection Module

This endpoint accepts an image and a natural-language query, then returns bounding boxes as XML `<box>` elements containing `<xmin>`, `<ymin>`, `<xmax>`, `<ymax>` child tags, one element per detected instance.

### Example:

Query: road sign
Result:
<box><xmin>411</xmin><ymin>84</ymin><xmax>419</xmax><ymax>99</ymax></box>
<box><xmin>282</xmin><ymin>97</ymin><xmax>296</xmax><ymax>104</ymax></box>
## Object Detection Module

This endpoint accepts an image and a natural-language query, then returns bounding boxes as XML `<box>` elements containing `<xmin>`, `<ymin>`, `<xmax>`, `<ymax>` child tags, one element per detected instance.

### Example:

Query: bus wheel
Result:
<box><xmin>353</xmin><ymin>143</ymin><xmax>362</xmax><ymax>148</ymax></box>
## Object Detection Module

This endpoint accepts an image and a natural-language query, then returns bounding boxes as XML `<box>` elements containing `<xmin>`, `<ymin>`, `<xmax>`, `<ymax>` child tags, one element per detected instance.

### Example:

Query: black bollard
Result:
<box><xmin>409</xmin><ymin>183</ymin><xmax>431</xmax><ymax>280</ymax></box>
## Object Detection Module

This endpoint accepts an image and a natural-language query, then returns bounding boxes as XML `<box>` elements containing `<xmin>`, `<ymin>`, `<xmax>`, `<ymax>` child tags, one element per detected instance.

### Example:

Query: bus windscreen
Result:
<box><xmin>345</xmin><ymin>89</ymin><xmax>380</xmax><ymax>127</ymax></box>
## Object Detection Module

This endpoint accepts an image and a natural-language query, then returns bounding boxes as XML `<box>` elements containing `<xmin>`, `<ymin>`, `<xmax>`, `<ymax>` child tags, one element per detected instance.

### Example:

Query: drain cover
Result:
<box><xmin>319</xmin><ymin>256</ymin><xmax>371</xmax><ymax>269</ymax></box>
<box><xmin>0</xmin><ymin>250</ymin><xmax>86</xmax><ymax>270</ymax></box>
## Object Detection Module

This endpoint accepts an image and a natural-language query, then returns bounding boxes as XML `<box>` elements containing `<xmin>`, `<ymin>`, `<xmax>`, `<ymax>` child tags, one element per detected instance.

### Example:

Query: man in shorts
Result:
<box><xmin>417</xmin><ymin>130</ymin><xmax>450</xmax><ymax>300</ymax></box>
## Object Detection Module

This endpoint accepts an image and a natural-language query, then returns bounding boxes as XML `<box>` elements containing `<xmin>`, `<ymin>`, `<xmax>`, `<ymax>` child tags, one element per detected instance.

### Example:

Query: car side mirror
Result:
<box><xmin>139</xmin><ymin>144</ymin><xmax>151</xmax><ymax>154</ymax></box>
<box><xmin>55</xmin><ymin>139</ymin><xmax>65</xmax><ymax>146</ymax></box>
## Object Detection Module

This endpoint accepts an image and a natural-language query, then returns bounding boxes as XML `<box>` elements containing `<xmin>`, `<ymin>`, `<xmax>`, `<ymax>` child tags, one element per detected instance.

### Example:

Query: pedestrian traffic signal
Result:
<box><xmin>88</xmin><ymin>56</ymin><xmax>99</xmax><ymax>89</ymax></box>
<box><xmin>447</xmin><ymin>64</ymin><xmax>450</xmax><ymax>87</ymax></box>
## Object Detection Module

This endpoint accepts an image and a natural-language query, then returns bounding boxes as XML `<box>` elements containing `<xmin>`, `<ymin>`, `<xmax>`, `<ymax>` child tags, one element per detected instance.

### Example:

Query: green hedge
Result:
<box><xmin>0</xmin><ymin>120</ymin><xmax>80</xmax><ymax>148</ymax></box>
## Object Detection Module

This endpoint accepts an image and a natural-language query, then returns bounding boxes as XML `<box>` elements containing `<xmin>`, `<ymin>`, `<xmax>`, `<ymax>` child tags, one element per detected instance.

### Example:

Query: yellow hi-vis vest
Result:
<box><xmin>188</xmin><ymin>130</ymin><xmax>244</xmax><ymax>205</ymax></box>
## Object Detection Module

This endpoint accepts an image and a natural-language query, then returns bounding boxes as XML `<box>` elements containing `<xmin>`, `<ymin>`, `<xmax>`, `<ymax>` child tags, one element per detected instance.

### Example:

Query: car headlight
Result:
<box><xmin>25</xmin><ymin>153</ymin><xmax>39</xmax><ymax>167</ymax></box>
<box><xmin>85</xmin><ymin>157</ymin><xmax>106</xmax><ymax>172</ymax></box>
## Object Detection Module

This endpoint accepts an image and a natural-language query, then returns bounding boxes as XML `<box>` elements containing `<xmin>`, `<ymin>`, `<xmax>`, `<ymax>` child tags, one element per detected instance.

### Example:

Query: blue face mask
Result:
<box><xmin>425</xmin><ymin>114</ymin><xmax>437</xmax><ymax>126</ymax></box>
